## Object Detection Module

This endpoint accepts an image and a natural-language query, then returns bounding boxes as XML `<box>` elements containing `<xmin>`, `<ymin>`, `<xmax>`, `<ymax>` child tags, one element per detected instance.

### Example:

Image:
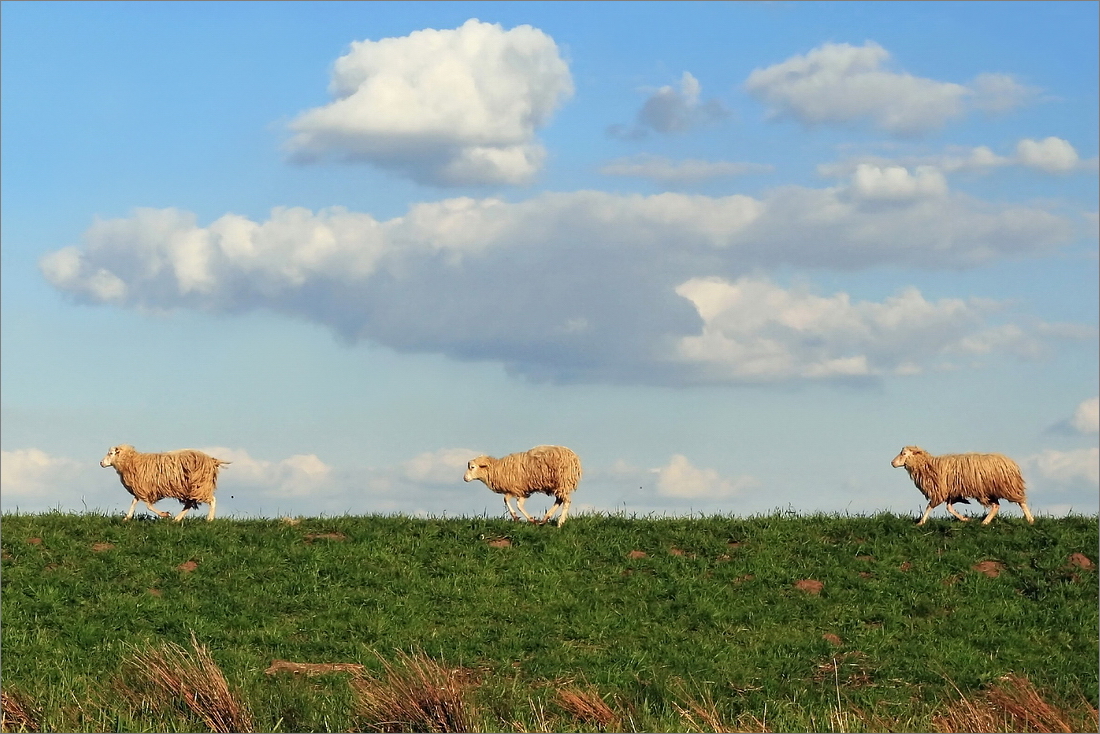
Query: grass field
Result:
<box><xmin>1</xmin><ymin>511</ymin><xmax>1097</xmax><ymax>733</ymax></box>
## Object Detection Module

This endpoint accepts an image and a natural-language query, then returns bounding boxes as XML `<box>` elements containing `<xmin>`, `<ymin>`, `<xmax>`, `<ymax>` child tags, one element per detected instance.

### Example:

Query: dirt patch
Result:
<box><xmin>855</xmin><ymin>555</ymin><xmax>874</xmax><ymax>562</ymax></box>
<box><xmin>1067</xmin><ymin>553</ymin><xmax>1094</xmax><ymax>569</ymax></box>
<box><xmin>858</xmin><ymin>572</ymin><xmax>874</xmax><ymax>579</ymax></box>
<box><xmin>795</xmin><ymin>579</ymin><xmax>824</xmax><ymax>595</ymax></box>
<box><xmin>727</xmin><ymin>540</ymin><xmax>744</xmax><ymax>548</ymax></box>
<box><xmin>972</xmin><ymin>560</ymin><xmax>1005</xmax><ymax>578</ymax></box>
<box><xmin>715</xmin><ymin>554</ymin><xmax>731</xmax><ymax>562</ymax></box>
<box><xmin>813</xmin><ymin>651</ymin><xmax>874</xmax><ymax>687</ymax></box>
<box><xmin>1</xmin><ymin>550</ymin><xmax>12</xmax><ymax>561</ymax></box>
<box><xmin>304</xmin><ymin>532</ymin><xmax>348</xmax><ymax>543</ymax></box>
<box><xmin>627</xmin><ymin>550</ymin><xmax>647</xmax><ymax>559</ymax></box>
<box><xmin>942</xmin><ymin>574</ymin><xmax>962</xmax><ymax>586</ymax></box>
<box><xmin>92</xmin><ymin>542</ymin><xmax>115</xmax><ymax>552</ymax></box>
<box><xmin>265</xmin><ymin>660</ymin><xmax>365</xmax><ymax>677</ymax></box>
<box><xmin>822</xmin><ymin>633</ymin><xmax>843</xmax><ymax>646</ymax></box>
<box><xmin>899</xmin><ymin>561</ymin><xmax>912</xmax><ymax>571</ymax></box>
<box><xmin>732</xmin><ymin>574</ymin><xmax>755</xmax><ymax>584</ymax></box>
<box><xmin>43</xmin><ymin>564</ymin><xmax>59</xmax><ymax>572</ymax></box>
<box><xmin>668</xmin><ymin>547</ymin><xmax>695</xmax><ymax>558</ymax></box>
<box><xmin>486</xmin><ymin>538</ymin><xmax>512</xmax><ymax>548</ymax></box>
<box><xmin>26</xmin><ymin>538</ymin><xmax>42</xmax><ymax>546</ymax></box>
<box><xmin>177</xmin><ymin>560</ymin><xmax>199</xmax><ymax>573</ymax></box>
<box><xmin>147</xmin><ymin>588</ymin><xmax>163</xmax><ymax>597</ymax></box>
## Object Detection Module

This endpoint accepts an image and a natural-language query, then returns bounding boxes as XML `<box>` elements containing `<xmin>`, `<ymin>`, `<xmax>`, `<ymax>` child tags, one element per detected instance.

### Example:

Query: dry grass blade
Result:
<box><xmin>351</xmin><ymin>650</ymin><xmax>479</xmax><ymax>733</ymax></box>
<box><xmin>1</xmin><ymin>689</ymin><xmax>39</xmax><ymax>733</ymax></box>
<box><xmin>668</xmin><ymin>680</ymin><xmax>770</xmax><ymax>734</ymax></box>
<box><xmin>555</xmin><ymin>686</ymin><xmax>622</xmax><ymax>732</ymax></box>
<box><xmin>124</xmin><ymin>632</ymin><xmax>253</xmax><ymax>733</ymax></box>
<box><xmin>933</xmin><ymin>674</ymin><xmax>1091</xmax><ymax>733</ymax></box>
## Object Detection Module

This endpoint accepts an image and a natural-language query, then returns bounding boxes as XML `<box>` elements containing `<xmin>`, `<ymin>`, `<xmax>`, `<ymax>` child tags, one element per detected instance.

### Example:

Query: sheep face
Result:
<box><xmin>892</xmin><ymin>446</ymin><xmax>920</xmax><ymax>468</ymax></box>
<box><xmin>101</xmin><ymin>445</ymin><xmax>133</xmax><ymax>468</ymax></box>
<box><xmin>464</xmin><ymin>457</ymin><xmax>491</xmax><ymax>484</ymax></box>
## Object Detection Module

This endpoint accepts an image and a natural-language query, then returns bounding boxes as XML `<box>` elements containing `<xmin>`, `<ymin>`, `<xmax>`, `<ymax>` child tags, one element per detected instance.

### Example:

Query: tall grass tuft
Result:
<box><xmin>555</xmin><ymin>686</ymin><xmax>624</xmax><ymax>732</ymax></box>
<box><xmin>123</xmin><ymin>632</ymin><xmax>253</xmax><ymax>733</ymax></box>
<box><xmin>933</xmin><ymin>674</ymin><xmax>1097</xmax><ymax>733</ymax></box>
<box><xmin>351</xmin><ymin>650</ymin><xmax>479</xmax><ymax>733</ymax></box>
<box><xmin>1</xmin><ymin>689</ymin><xmax>39</xmax><ymax>733</ymax></box>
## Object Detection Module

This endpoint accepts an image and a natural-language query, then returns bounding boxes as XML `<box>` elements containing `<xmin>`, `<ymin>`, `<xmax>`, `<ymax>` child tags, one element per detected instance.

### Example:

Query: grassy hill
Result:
<box><xmin>1</xmin><ymin>511</ymin><xmax>1097</xmax><ymax>733</ymax></box>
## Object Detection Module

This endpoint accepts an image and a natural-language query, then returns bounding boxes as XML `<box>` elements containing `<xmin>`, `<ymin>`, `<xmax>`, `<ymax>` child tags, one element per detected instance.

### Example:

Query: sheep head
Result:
<box><xmin>464</xmin><ymin>456</ymin><xmax>493</xmax><ymax>484</ymax></box>
<box><xmin>101</xmin><ymin>444</ymin><xmax>135</xmax><ymax>468</ymax></box>
<box><xmin>891</xmin><ymin>446</ymin><xmax>925</xmax><ymax>468</ymax></box>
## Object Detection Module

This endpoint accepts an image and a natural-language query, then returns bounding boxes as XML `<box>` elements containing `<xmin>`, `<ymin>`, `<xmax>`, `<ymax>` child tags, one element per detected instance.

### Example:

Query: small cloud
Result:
<box><xmin>744</xmin><ymin>41</ymin><xmax>1039</xmax><ymax>136</ymax></box>
<box><xmin>849</xmin><ymin>164</ymin><xmax>948</xmax><ymax>201</ymax></box>
<box><xmin>652</xmin><ymin>454</ymin><xmax>755</xmax><ymax>499</ymax></box>
<box><xmin>200</xmin><ymin>447</ymin><xmax>332</xmax><ymax>497</ymax></box>
<box><xmin>1</xmin><ymin>448</ymin><xmax>84</xmax><ymax>497</ymax></box>
<box><xmin>1026</xmin><ymin>448</ymin><xmax>1100</xmax><ymax>487</ymax></box>
<box><xmin>609</xmin><ymin>72</ymin><xmax>728</xmax><ymax>140</ymax></box>
<box><xmin>1071</xmin><ymin>397</ymin><xmax>1100</xmax><ymax>434</ymax></box>
<box><xmin>599</xmin><ymin>154</ymin><xmax>771</xmax><ymax>185</ymax></box>
<box><xmin>402</xmin><ymin>448</ymin><xmax>482</xmax><ymax>486</ymax></box>
<box><xmin>1016</xmin><ymin>137</ymin><xmax>1086</xmax><ymax>174</ymax></box>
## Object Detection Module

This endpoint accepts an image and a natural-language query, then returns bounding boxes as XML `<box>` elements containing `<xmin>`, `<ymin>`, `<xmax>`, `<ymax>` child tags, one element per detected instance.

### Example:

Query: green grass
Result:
<box><xmin>2</xmin><ymin>511</ymin><xmax>1097</xmax><ymax>732</ymax></box>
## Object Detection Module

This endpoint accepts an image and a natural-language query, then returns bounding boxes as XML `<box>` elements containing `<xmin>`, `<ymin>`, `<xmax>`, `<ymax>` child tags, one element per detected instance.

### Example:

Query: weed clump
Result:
<box><xmin>351</xmin><ymin>650</ymin><xmax>479</xmax><ymax>733</ymax></box>
<box><xmin>123</xmin><ymin>632</ymin><xmax>253</xmax><ymax>733</ymax></box>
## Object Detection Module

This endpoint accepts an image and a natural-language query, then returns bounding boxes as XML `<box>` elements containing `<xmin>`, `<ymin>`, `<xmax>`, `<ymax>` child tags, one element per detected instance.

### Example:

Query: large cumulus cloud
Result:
<box><xmin>40</xmin><ymin>178</ymin><xmax>1087</xmax><ymax>386</ymax></box>
<box><xmin>285</xmin><ymin>19</ymin><xmax>573</xmax><ymax>186</ymax></box>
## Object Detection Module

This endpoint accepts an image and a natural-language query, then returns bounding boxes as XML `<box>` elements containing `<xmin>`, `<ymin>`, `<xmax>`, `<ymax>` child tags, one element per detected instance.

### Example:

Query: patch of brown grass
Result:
<box><xmin>555</xmin><ymin>686</ymin><xmax>622</xmax><ymax>732</ymax></box>
<box><xmin>123</xmin><ymin>632</ymin><xmax>253</xmax><ymax>733</ymax></box>
<box><xmin>933</xmin><ymin>674</ymin><xmax>1098</xmax><ymax>733</ymax></box>
<box><xmin>1</xmin><ymin>688</ymin><xmax>38</xmax><ymax>733</ymax></box>
<box><xmin>668</xmin><ymin>681</ymin><xmax>770</xmax><ymax>733</ymax></box>
<box><xmin>264</xmin><ymin>660</ymin><xmax>366</xmax><ymax>677</ymax></box>
<box><xmin>351</xmin><ymin>650</ymin><xmax>480</xmax><ymax>733</ymax></box>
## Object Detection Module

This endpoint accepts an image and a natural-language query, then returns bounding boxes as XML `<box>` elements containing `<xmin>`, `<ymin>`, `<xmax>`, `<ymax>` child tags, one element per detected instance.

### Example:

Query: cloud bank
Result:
<box><xmin>285</xmin><ymin>19</ymin><xmax>573</xmax><ymax>186</ymax></box>
<box><xmin>41</xmin><ymin>180</ymin><xmax>1086</xmax><ymax>386</ymax></box>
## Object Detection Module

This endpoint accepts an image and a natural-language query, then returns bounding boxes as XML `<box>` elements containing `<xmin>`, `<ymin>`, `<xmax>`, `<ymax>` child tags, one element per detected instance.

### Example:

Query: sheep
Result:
<box><xmin>891</xmin><ymin>445</ymin><xmax>1034</xmax><ymax>526</ymax></box>
<box><xmin>464</xmin><ymin>445</ymin><xmax>582</xmax><ymax>527</ymax></box>
<box><xmin>100</xmin><ymin>444</ymin><xmax>229</xmax><ymax>522</ymax></box>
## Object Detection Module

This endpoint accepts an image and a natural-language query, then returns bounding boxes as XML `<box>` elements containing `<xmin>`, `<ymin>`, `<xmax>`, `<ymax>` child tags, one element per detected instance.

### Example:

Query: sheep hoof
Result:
<box><xmin>958</xmin><ymin>517</ymin><xmax>970</xmax><ymax>522</ymax></box>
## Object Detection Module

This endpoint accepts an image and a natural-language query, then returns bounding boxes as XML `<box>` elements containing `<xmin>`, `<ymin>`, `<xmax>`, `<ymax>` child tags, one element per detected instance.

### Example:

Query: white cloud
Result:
<box><xmin>1026</xmin><ymin>448</ymin><xmax>1100</xmax><ymax>487</ymax></box>
<box><xmin>1015</xmin><ymin>137</ymin><xmax>1085</xmax><ymax>173</ymax></box>
<box><xmin>674</xmin><ymin>276</ymin><xmax>1070</xmax><ymax>382</ymax></box>
<box><xmin>40</xmin><ymin>186</ymin><xmax>1083</xmax><ymax>386</ymax></box>
<box><xmin>609</xmin><ymin>71</ymin><xmax>728</xmax><ymax>139</ymax></box>
<box><xmin>744</xmin><ymin>42</ymin><xmax>1037</xmax><ymax>136</ymax></box>
<box><xmin>285</xmin><ymin>19</ymin><xmax>573</xmax><ymax>186</ymax></box>
<box><xmin>820</xmin><ymin>138</ymin><xmax>1098</xmax><ymax>180</ymax></box>
<box><xmin>653</xmin><ymin>454</ymin><xmax>755</xmax><ymax>499</ymax></box>
<box><xmin>599</xmin><ymin>154</ymin><xmax>772</xmax><ymax>185</ymax></box>
<box><xmin>1</xmin><ymin>448</ymin><xmax>84</xmax><ymax>497</ymax></box>
<box><xmin>200</xmin><ymin>447</ymin><xmax>332</xmax><ymax>497</ymax></box>
<box><xmin>849</xmin><ymin>164</ymin><xmax>947</xmax><ymax>200</ymax></box>
<box><xmin>1071</xmin><ymin>397</ymin><xmax>1100</xmax><ymax>434</ymax></box>
<box><xmin>968</xmin><ymin>72</ymin><xmax>1040</xmax><ymax>114</ymax></box>
<box><xmin>402</xmin><ymin>448</ymin><xmax>482</xmax><ymax>485</ymax></box>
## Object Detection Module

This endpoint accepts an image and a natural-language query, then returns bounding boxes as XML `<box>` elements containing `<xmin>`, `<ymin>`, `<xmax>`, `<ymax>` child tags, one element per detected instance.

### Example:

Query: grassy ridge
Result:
<box><xmin>1</xmin><ymin>511</ymin><xmax>1097</xmax><ymax>732</ymax></box>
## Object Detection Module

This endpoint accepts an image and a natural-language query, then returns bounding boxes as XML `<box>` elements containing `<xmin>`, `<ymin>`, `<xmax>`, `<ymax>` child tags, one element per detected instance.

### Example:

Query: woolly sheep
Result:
<box><xmin>891</xmin><ymin>445</ymin><xmax>1034</xmax><ymax>526</ymax></box>
<box><xmin>464</xmin><ymin>445</ymin><xmax>582</xmax><ymax>527</ymax></box>
<box><xmin>100</xmin><ymin>444</ymin><xmax>229</xmax><ymax>522</ymax></box>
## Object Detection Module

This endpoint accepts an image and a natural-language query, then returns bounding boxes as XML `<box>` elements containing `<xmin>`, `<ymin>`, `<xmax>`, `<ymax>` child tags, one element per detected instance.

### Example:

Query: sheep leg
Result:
<box><xmin>945</xmin><ymin>502</ymin><xmax>970</xmax><ymax>522</ymax></box>
<box><xmin>206</xmin><ymin>497</ymin><xmax>216</xmax><ymax>521</ymax></box>
<box><xmin>514</xmin><ymin>496</ymin><xmax>538</xmax><ymax>523</ymax></box>
<box><xmin>503</xmin><ymin>496</ymin><xmax>520</xmax><ymax>521</ymax></box>
<box><xmin>1018</xmin><ymin>501</ymin><xmax>1035</xmax><ymax>525</ymax></box>
<box><xmin>980</xmin><ymin>501</ymin><xmax>1000</xmax><ymax>525</ymax></box>
<box><xmin>916</xmin><ymin>502</ymin><xmax>935</xmax><ymax>526</ymax></box>
<box><xmin>555</xmin><ymin>496</ymin><xmax>573</xmax><ymax>527</ymax></box>
<box><xmin>541</xmin><ymin>497</ymin><xmax>564</xmax><ymax>525</ymax></box>
<box><xmin>122</xmin><ymin>497</ymin><xmax>140</xmax><ymax>521</ymax></box>
<box><xmin>172</xmin><ymin>505</ymin><xmax>191</xmax><ymax>522</ymax></box>
<box><xmin>146</xmin><ymin>501</ymin><xmax>171</xmax><ymax>519</ymax></box>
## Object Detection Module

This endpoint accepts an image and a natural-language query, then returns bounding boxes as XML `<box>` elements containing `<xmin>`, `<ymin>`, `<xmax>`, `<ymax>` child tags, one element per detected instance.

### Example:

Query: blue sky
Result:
<box><xmin>2</xmin><ymin>1</ymin><xmax>1097</xmax><ymax>520</ymax></box>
